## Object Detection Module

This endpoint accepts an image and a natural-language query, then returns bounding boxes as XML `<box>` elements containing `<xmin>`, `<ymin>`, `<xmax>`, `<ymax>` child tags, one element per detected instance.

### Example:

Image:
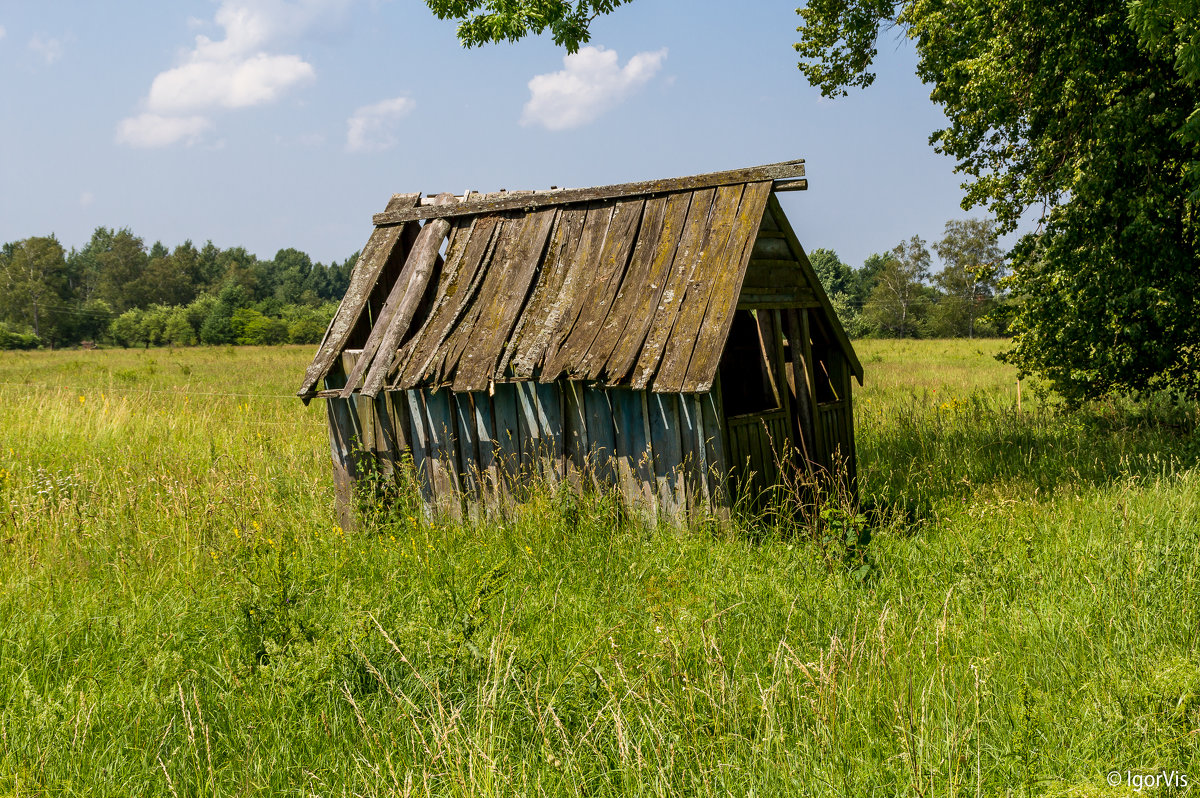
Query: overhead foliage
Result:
<box><xmin>796</xmin><ymin>0</ymin><xmax>1200</xmax><ymax>400</ymax></box>
<box><xmin>423</xmin><ymin>0</ymin><xmax>633</xmax><ymax>52</ymax></box>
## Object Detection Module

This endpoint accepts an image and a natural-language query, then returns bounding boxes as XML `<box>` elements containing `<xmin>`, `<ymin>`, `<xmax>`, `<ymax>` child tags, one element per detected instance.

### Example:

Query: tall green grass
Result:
<box><xmin>0</xmin><ymin>341</ymin><xmax>1197</xmax><ymax>796</ymax></box>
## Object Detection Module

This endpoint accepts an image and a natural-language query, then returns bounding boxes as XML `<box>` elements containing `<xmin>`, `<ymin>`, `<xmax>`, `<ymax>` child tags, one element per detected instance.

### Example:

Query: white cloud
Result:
<box><xmin>80</xmin><ymin>191</ymin><xmax>94</xmax><ymax>208</ymax></box>
<box><xmin>0</xmin><ymin>26</ymin><xmax>7</xmax><ymax>41</ymax></box>
<box><xmin>115</xmin><ymin>113</ymin><xmax>213</xmax><ymax>148</ymax></box>
<box><xmin>346</xmin><ymin>96</ymin><xmax>416</xmax><ymax>153</ymax></box>
<box><xmin>521</xmin><ymin>46</ymin><xmax>667</xmax><ymax>131</ymax></box>
<box><xmin>118</xmin><ymin>0</ymin><xmax>343</xmax><ymax>148</ymax></box>
<box><xmin>29</xmin><ymin>34</ymin><xmax>64</xmax><ymax>64</ymax></box>
<box><xmin>147</xmin><ymin>53</ymin><xmax>315</xmax><ymax>112</ymax></box>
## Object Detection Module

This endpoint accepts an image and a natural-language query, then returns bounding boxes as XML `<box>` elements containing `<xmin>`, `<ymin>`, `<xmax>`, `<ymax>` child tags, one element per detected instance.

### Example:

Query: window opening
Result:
<box><xmin>717</xmin><ymin>310</ymin><xmax>782</xmax><ymax>417</ymax></box>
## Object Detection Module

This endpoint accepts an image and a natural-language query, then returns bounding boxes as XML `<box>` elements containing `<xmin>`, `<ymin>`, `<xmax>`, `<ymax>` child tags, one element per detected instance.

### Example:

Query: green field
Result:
<box><xmin>1</xmin><ymin>340</ymin><xmax>1198</xmax><ymax>796</ymax></box>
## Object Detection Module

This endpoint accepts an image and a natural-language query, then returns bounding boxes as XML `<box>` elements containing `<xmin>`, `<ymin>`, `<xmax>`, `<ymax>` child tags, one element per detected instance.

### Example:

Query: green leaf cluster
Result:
<box><xmin>424</xmin><ymin>0</ymin><xmax>633</xmax><ymax>52</ymax></box>
<box><xmin>796</xmin><ymin>0</ymin><xmax>1200</xmax><ymax>400</ymax></box>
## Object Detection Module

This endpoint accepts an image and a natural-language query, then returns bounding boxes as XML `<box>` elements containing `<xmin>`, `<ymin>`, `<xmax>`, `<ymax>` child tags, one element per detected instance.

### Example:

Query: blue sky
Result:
<box><xmin>0</xmin><ymin>1</ymin><xmax>1014</xmax><ymax>270</ymax></box>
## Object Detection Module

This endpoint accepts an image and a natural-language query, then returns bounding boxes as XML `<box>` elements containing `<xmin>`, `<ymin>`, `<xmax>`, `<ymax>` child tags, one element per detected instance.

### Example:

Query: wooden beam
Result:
<box><xmin>371</xmin><ymin>160</ymin><xmax>806</xmax><ymax>226</ymax></box>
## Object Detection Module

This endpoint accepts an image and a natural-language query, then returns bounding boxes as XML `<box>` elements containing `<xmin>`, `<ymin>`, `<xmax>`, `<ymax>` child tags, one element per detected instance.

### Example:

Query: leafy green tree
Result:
<box><xmin>795</xmin><ymin>0</ymin><xmax>1200</xmax><ymax>398</ymax></box>
<box><xmin>853</xmin><ymin>252</ymin><xmax>889</xmax><ymax>312</ymax></box>
<box><xmin>862</xmin><ymin>236</ymin><xmax>931</xmax><ymax>338</ymax></box>
<box><xmin>0</xmin><ymin>236</ymin><xmax>68</xmax><ymax>342</ymax></box>
<box><xmin>164</xmin><ymin>308</ymin><xmax>197</xmax><ymax>346</ymax></box>
<box><xmin>92</xmin><ymin>228</ymin><xmax>150</xmax><ymax>312</ymax></box>
<box><xmin>931</xmin><ymin>219</ymin><xmax>1004</xmax><ymax>338</ymax></box>
<box><xmin>809</xmin><ymin>248</ymin><xmax>865</xmax><ymax>335</ymax></box>
<box><xmin>109</xmin><ymin>308</ymin><xmax>147</xmax><ymax>348</ymax></box>
<box><xmin>424</xmin><ymin>0</ymin><xmax>632</xmax><ymax>51</ymax></box>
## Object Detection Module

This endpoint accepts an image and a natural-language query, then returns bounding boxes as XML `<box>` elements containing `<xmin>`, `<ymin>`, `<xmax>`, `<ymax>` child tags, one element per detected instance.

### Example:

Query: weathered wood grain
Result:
<box><xmin>491</xmin><ymin>383</ymin><xmax>522</xmax><ymax>502</ymax></box>
<box><xmin>751</xmin><ymin>237</ymin><xmax>795</xmax><ymax>261</ymax></box>
<box><xmin>629</xmin><ymin>188</ymin><xmax>717</xmax><ymax>390</ymax></box>
<box><xmin>371</xmin><ymin>160</ymin><xmax>806</xmax><ymax>225</ymax></box>
<box><xmin>648</xmin><ymin>393</ymin><xmax>685</xmax><ymax>519</ymax></box>
<box><xmin>502</xmin><ymin>207</ymin><xmax>587</xmax><ymax>379</ymax></box>
<box><xmin>352</xmin><ymin>193</ymin><xmax>457</xmax><ymax>397</ymax></box>
<box><xmin>423</xmin><ymin>388</ymin><xmax>463</xmax><ymax>520</ymax></box>
<box><xmin>579</xmin><ymin>194</ymin><xmax>679</xmax><ymax>383</ymax></box>
<box><xmin>536</xmin><ymin>202</ymin><xmax>618</xmax><ymax>380</ymax></box>
<box><xmin>677</xmin><ymin>181</ymin><xmax>773</xmax><ymax>393</ymax></box>
<box><xmin>563</xmin><ymin>381</ymin><xmax>590</xmax><ymax>483</ymax></box>
<box><xmin>544</xmin><ymin>198</ymin><xmax>644</xmax><ymax>381</ymax></box>
<box><xmin>583</xmin><ymin>386</ymin><xmax>617</xmax><ymax>485</ymax></box>
<box><xmin>389</xmin><ymin>214</ymin><xmax>497</xmax><ymax>389</ymax></box>
<box><xmin>451</xmin><ymin>208</ymin><xmax>557</xmax><ymax>392</ymax></box>
<box><xmin>405</xmin><ymin>390</ymin><xmax>435</xmax><ymax>513</ymax></box>
<box><xmin>299</xmin><ymin>193</ymin><xmax>420</xmax><ymax>398</ymax></box>
<box><xmin>651</xmin><ymin>184</ymin><xmax>746</xmax><ymax>393</ymax></box>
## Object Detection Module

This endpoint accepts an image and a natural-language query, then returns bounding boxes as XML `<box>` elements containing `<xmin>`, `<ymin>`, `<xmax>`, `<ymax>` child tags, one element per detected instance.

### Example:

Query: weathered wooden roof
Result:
<box><xmin>299</xmin><ymin>159</ymin><xmax>855</xmax><ymax>400</ymax></box>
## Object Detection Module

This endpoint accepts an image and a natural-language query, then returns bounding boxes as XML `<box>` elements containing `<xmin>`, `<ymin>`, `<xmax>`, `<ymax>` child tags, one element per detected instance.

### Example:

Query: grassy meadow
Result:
<box><xmin>1</xmin><ymin>340</ymin><xmax>1199</xmax><ymax>796</ymax></box>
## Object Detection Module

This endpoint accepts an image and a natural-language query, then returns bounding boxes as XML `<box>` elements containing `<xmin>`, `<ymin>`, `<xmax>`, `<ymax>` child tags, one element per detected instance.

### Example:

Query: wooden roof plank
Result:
<box><xmin>503</xmin><ymin>206</ymin><xmax>588</xmax><ymax>380</ymax></box>
<box><xmin>530</xmin><ymin>202</ymin><xmax>618</xmax><ymax>379</ymax></box>
<box><xmin>352</xmin><ymin>193</ymin><xmax>457</xmax><ymax>397</ymax></box>
<box><xmin>543</xmin><ymin>198</ymin><xmax>645</xmax><ymax>382</ymax></box>
<box><xmin>627</xmin><ymin>187</ymin><xmax>718</xmax><ymax>390</ymax></box>
<box><xmin>422</xmin><ymin>192</ymin><xmax>514</xmax><ymax>386</ymax></box>
<box><xmin>651</xmin><ymin>183</ymin><xmax>748</xmax><ymax>394</ymax></box>
<box><xmin>595</xmin><ymin>192</ymin><xmax>692</xmax><ymax>384</ymax></box>
<box><xmin>676</xmin><ymin>181</ymin><xmax>774</xmax><ymax>393</ymax></box>
<box><xmin>298</xmin><ymin>192</ymin><xmax>419</xmax><ymax>398</ymax></box>
<box><xmin>450</xmin><ymin>207</ymin><xmax>558</xmax><ymax>392</ymax></box>
<box><xmin>371</xmin><ymin>160</ymin><xmax>806</xmax><ymax>226</ymax></box>
<box><xmin>390</xmin><ymin>214</ymin><xmax>494</xmax><ymax>389</ymax></box>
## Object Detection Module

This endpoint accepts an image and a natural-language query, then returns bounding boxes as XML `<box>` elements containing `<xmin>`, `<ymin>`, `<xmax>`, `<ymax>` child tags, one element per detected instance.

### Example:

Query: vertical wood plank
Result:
<box><xmin>491</xmin><ymin>383</ymin><xmax>522</xmax><ymax>504</ymax></box>
<box><xmin>454</xmin><ymin>392</ymin><xmax>481</xmax><ymax>499</ymax></box>
<box><xmin>326</xmin><ymin>397</ymin><xmax>359</xmax><ymax>531</ymax></box>
<box><xmin>584</xmin><ymin>386</ymin><xmax>617</xmax><ymax>487</ymax></box>
<box><xmin>405</xmin><ymin>390</ymin><xmax>434</xmax><ymax>514</ymax></box>
<box><xmin>536</xmin><ymin>382</ymin><xmax>565</xmax><ymax>484</ymax></box>
<box><xmin>679</xmin><ymin>394</ymin><xmax>709</xmax><ymax>512</ymax></box>
<box><xmin>563</xmin><ymin>381</ymin><xmax>590</xmax><ymax>484</ymax></box>
<box><xmin>699</xmin><ymin>388</ymin><xmax>727</xmax><ymax>506</ymax></box>
<box><xmin>423</xmin><ymin>389</ymin><xmax>462</xmax><ymax>520</ymax></box>
<box><xmin>648</xmin><ymin>393</ymin><xmax>685</xmax><ymax>521</ymax></box>
<box><xmin>473</xmin><ymin>392</ymin><xmax>501</xmax><ymax>514</ymax></box>
<box><xmin>612</xmin><ymin>390</ymin><xmax>655</xmax><ymax>517</ymax></box>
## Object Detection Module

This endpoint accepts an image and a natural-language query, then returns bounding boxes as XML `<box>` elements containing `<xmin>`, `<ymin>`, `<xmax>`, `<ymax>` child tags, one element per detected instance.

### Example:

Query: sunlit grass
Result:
<box><xmin>0</xmin><ymin>341</ymin><xmax>1198</xmax><ymax>796</ymax></box>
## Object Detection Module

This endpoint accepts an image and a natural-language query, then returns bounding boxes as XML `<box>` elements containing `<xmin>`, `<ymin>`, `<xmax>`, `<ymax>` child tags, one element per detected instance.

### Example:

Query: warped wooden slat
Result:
<box><xmin>596</xmin><ymin>193</ymin><xmax>692</xmax><ymax>385</ymax></box>
<box><xmin>299</xmin><ymin>192</ymin><xmax>420</xmax><ymax>397</ymax></box>
<box><xmin>678</xmin><ymin>181</ymin><xmax>774</xmax><ymax>392</ymax></box>
<box><xmin>390</xmin><ymin>214</ymin><xmax>500</xmax><ymax>388</ymax></box>
<box><xmin>628</xmin><ymin>188</ymin><xmax>717</xmax><ymax>390</ymax></box>
<box><xmin>451</xmin><ymin>207</ymin><xmax>557</xmax><ymax>392</ymax></box>
<box><xmin>353</xmin><ymin>193</ymin><xmax>458</xmax><ymax>397</ymax></box>
<box><xmin>505</xmin><ymin>207</ymin><xmax>588</xmax><ymax>379</ymax></box>
<box><xmin>651</xmin><ymin>184</ymin><xmax>748</xmax><ymax>393</ymax></box>
<box><xmin>372</xmin><ymin>159</ymin><xmax>805</xmax><ymax>225</ymax></box>
<box><xmin>544</xmin><ymin>198</ymin><xmax>644</xmax><ymax>381</ymax></box>
<box><xmin>528</xmin><ymin>202</ymin><xmax>616</xmax><ymax>379</ymax></box>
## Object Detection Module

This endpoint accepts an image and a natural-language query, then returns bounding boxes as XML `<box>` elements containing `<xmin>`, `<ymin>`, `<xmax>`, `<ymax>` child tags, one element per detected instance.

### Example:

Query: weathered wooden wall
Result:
<box><xmin>326</xmin><ymin>351</ymin><xmax>729</xmax><ymax>521</ymax></box>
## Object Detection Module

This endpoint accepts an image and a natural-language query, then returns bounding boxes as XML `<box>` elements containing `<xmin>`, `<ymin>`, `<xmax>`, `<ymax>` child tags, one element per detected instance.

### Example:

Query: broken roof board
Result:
<box><xmin>300</xmin><ymin>159</ymin><xmax>858</xmax><ymax>401</ymax></box>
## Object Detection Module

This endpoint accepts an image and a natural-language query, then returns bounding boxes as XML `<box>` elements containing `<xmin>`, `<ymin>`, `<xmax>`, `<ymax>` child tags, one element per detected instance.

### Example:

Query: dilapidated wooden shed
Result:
<box><xmin>298</xmin><ymin>160</ymin><xmax>862</xmax><ymax>523</ymax></box>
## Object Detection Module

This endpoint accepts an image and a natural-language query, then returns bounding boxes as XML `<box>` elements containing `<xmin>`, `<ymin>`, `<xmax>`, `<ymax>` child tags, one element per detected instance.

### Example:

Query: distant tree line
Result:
<box><xmin>811</xmin><ymin>218</ymin><xmax>1008</xmax><ymax>339</ymax></box>
<box><xmin>0</xmin><ymin>227</ymin><xmax>358</xmax><ymax>349</ymax></box>
<box><xmin>0</xmin><ymin>218</ymin><xmax>1004</xmax><ymax>350</ymax></box>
